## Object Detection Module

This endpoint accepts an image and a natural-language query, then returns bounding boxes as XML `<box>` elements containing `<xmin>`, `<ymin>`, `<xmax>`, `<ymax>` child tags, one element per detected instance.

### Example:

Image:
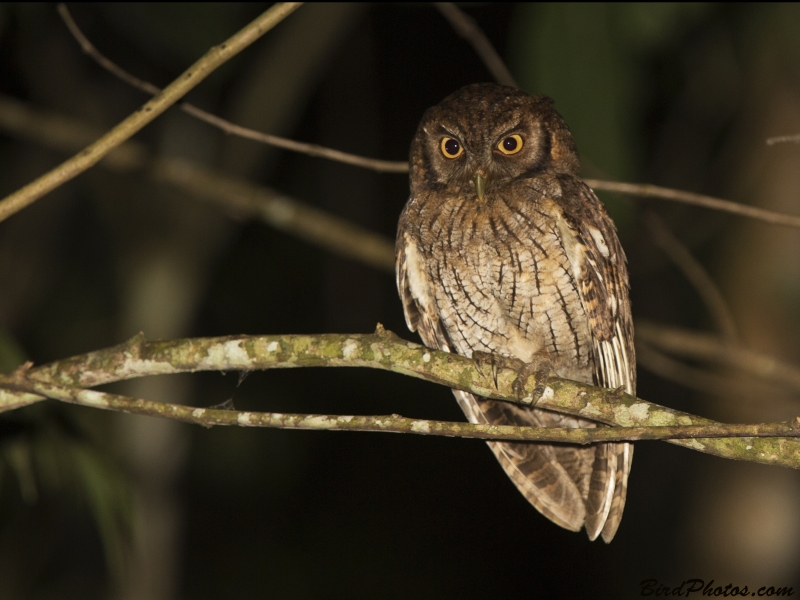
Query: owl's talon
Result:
<box><xmin>471</xmin><ymin>351</ymin><xmax>502</xmax><ymax>388</ymax></box>
<box><xmin>511</xmin><ymin>356</ymin><xmax>554</xmax><ymax>406</ymax></box>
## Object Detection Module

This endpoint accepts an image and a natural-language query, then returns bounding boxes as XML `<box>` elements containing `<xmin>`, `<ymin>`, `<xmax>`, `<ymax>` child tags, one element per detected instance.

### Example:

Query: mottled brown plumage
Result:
<box><xmin>396</xmin><ymin>83</ymin><xmax>635</xmax><ymax>542</ymax></box>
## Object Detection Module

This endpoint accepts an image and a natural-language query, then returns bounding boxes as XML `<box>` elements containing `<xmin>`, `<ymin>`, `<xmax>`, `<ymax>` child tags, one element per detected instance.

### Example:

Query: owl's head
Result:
<box><xmin>410</xmin><ymin>83</ymin><xmax>580</xmax><ymax>200</ymax></box>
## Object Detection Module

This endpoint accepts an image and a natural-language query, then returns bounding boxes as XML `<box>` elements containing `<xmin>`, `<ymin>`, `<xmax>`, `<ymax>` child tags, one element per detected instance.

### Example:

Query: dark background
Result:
<box><xmin>1</xmin><ymin>3</ymin><xmax>800</xmax><ymax>599</ymax></box>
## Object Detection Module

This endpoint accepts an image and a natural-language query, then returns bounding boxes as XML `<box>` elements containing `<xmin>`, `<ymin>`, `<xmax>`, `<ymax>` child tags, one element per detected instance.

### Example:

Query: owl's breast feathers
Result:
<box><xmin>397</xmin><ymin>173</ymin><xmax>635</xmax><ymax>542</ymax></box>
<box><xmin>398</xmin><ymin>174</ymin><xmax>634</xmax><ymax>384</ymax></box>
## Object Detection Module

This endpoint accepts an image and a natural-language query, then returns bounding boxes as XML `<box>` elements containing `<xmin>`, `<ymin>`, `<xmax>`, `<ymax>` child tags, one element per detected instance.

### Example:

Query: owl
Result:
<box><xmin>396</xmin><ymin>83</ymin><xmax>635</xmax><ymax>542</ymax></box>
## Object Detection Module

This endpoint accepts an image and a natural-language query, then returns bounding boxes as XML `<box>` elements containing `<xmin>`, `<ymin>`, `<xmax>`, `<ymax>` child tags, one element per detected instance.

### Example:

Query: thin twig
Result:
<box><xmin>636</xmin><ymin>321</ymin><xmax>800</xmax><ymax>394</ymax></box>
<box><xmin>57</xmin><ymin>4</ymin><xmax>408</xmax><ymax>174</ymax></box>
<box><xmin>434</xmin><ymin>3</ymin><xmax>518</xmax><ymax>88</ymax></box>
<box><xmin>636</xmin><ymin>343</ymin><xmax>756</xmax><ymax>400</ymax></box>
<box><xmin>646</xmin><ymin>213</ymin><xmax>737</xmax><ymax>341</ymax></box>
<box><xmin>1</xmin><ymin>330</ymin><xmax>800</xmax><ymax>468</ymax></box>
<box><xmin>431</xmin><ymin>4</ymin><xmax>800</xmax><ymax>229</ymax></box>
<box><xmin>586</xmin><ymin>179</ymin><xmax>800</xmax><ymax>229</ymax></box>
<box><xmin>766</xmin><ymin>134</ymin><xmax>800</xmax><ymax>145</ymax></box>
<box><xmin>0</xmin><ymin>94</ymin><xmax>395</xmax><ymax>271</ymax></box>
<box><xmin>55</xmin><ymin>6</ymin><xmax>800</xmax><ymax>231</ymax></box>
<box><xmin>57</xmin><ymin>4</ymin><xmax>157</xmax><ymax>96</ymax></box>
<box><xmin>0</xmin><ymin>3</ymin><xmax>302</xmax><ymax>224</ymax></box>
<box><xmin>7</xmin><ymin>94</ymin><xmax>800</xmax><ymax>270</ymax></box>
<box><xmin>433</xmin><ymin>4</ymin><xmax>800</xmax><ymax>231</ymax></box>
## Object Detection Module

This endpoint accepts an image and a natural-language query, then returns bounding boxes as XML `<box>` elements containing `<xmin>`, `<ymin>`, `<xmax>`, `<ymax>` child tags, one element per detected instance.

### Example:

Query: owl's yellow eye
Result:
<box><xmin>440</xmin><ymin>137</ymin><xmax>464</xmax><ymax>159</ymax></box>
<box><xmin>497</xmin><ymin>134</ymin><xmax>524</xmax><ymax>155</ymax></box>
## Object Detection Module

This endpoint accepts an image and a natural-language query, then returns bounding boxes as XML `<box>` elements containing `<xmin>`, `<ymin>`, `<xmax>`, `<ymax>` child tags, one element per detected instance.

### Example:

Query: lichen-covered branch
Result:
<box><xmin>1</xmin><ymin>329</ymin><xmax>800</xmax><ymax>469</ymax></box>
<box><xmin>3</xmin><ymin>365</ymin><xmax>800</xmax><ymax>445</ymax></box>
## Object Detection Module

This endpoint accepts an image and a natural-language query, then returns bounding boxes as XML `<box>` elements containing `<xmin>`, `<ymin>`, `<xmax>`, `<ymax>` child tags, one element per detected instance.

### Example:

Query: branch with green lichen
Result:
<box><xmin>1</xmin><ymin>326</ymin><xmax>800</xmax><ymax>469</ymax></box>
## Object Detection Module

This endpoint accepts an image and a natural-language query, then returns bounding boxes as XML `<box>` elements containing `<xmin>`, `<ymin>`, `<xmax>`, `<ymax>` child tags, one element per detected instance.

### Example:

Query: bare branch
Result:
<box><xmin>57</xmin><ymin>4</ymin><xmax>408</xmax><ymax>174</ymax></box>
<box><xmin>53</xmin><ymin>6</ymin><xmax>800</xmax><ymax>233</ymax></box>
<box><xmin>636</xmin><ymin>342</ymin><xmax>754</xmax><ymax>400</ymax></box>
<box><xmin>766</xmin><ymin>134</ymin><xmax>800</xmax><ymax>145</ymax></box>
<box><xmin>586</xmin><ymin>179</ymin><xmax>800</xmax><ymax>229</ymax></box>
<box><xmin>151</xmin><ymin>158</ymin><xmax>395</xmax><ymax>270</ymax></box>
<box><xmin>0</xmin><ymin>3</ymin><xmax>303</xmax><ymax>224</ymax></box>
<box><xmin>434</xmin><ymin>3</ymin><xmax>518</xmax><ymax>88</ymax></box>
<box><xmin>429</xmin><ymin>4</ymin><xmax>800</xmax><ymax>231</ymax></box>
<box><xmin>2</xmin><ymin>330</ymin><xmax>800</xmax><ymax>468</ymax></box>
<box><xmin>646</xmin><ymin>213</ymin><xmax>737</xmax><ymax>341</ymax></box>
<box><xmin>8</xmin><ymin>92</ymin><xmax>800</xmax><ymax>278</ymax></box>
<box><xmin>637</xmin><ymin>321</ymin><xmax>800</xmax><ymax>394</ymax></box>
<box><xmin>57</xmin><ymin>3</ymin><xmax>157</xmax><ymax>96</ymax></box>
<box><xmin>0</xmin><ymin>94</ymin><xmax>395</xmax><ymax>271</ymax></box>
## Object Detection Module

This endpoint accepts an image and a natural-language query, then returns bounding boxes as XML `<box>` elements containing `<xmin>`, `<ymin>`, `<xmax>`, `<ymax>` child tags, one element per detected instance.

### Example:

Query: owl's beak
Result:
<box><xmin>473</xmin><ymin>172</ymin><xmax>487</xmax><ymax>201</ymax></box>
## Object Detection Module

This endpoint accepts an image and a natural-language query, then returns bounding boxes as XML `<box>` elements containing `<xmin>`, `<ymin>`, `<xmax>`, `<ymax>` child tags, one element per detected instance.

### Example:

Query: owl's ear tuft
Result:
<box><xmin>530</xmin><ymin>94</ymin><xmax>555</xmax><ymax>107</ymax></box>
<box><xmin>525</xmin><ymin>95</ymin><xmax>580</xmax><ymax>175</ymax></box>
<box><xmin>543</xmin><ymin>109</ymin><xmax>580</xmax><ymax>175</ymax></box>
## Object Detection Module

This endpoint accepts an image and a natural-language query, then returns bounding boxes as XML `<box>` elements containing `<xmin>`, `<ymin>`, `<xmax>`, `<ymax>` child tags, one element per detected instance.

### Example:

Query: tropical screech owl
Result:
<box><xmin>396</xmin><ymin>83</ymin><xmax>635</xmax><ymax>542</ymax></box>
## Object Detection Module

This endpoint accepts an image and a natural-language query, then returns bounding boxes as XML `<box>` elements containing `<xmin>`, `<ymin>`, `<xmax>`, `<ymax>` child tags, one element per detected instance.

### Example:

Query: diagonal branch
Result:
<box><xmin>57</xmin><ymin>4</ymin><xmax>407</xmax><ymax>174</ymax></box>
<box><xmin>152</xmin><ymin>158</ymin><xmax>395</xmax><ymax>270</ymax></box>
<box><xmin>434</xmin><ymin>3</ymin><xmax>518</xmax><ymax>88</ymax></box>
<box><xmin>646</xmin><ymin>213</ymin><xmax>737</xmax><ymax>341</ymax></box>
<box><xmin>0</xmin><ymin>94</ymin><xmax>395</xmax><ymax>271</ymax></box>
<box><xmin>0</xmin><ymin>2</ymin><xmax>303</xmax><ymax>224</ymax></box>
<box><xmin>1</xmin><ymin>329</ymin><xmax>800</xmax><ymax>469</ymax></box>
<box><xmin>636</xmin><ymin>321</ymin><xmax>800</xmax><ymax>394</ymax></box>
<box><xmin>5</xmin><ymin>95</ymin><xmax>800</xmax><ymax>277</ymax></box>
<box><xmin>55</xmin><ymin>6</ymin><xmax>800</xmax><ymax>233</ymax></box>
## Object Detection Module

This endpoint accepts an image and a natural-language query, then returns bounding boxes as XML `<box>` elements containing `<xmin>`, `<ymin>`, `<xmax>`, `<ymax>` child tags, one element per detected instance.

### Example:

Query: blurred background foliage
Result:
<box><xmin>1</xmin><ymin>3</ymin><xmax>800</xmax><ymax>598</ymax></box>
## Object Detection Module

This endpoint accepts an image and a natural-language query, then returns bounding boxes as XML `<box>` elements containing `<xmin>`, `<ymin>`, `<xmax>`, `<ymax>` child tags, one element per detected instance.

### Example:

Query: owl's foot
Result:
<box><xmin>512</xmin><ymin>355</ymin><xmax>554</xmax><ymax>406</ymax></box>
<box><xmin>471</xmin><ymin>352</ymin><xmax>552</xmax><ymax>405</ymax></box>
<box><xmin>471</xmin><ymin>350</ymin><xmax>506</xmax><ymax>388</ymax></box>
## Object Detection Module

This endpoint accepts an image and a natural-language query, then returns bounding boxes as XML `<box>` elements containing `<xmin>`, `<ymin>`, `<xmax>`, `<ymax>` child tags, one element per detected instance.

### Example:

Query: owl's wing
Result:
<box><xmin>560</xmin><ymin>184</ymin><xmax>636</xmax><ymax>393</ymax></box>
<box><xmin>396</xmin><ymin>210</ymin><xmax>592</xmax><ymax>533</ymax></box>
<box><xmin>556</xmin><ymin>180</ymin><xmax>636</xmax><ymax>542</ymax></box>
<box><xmin>396</xmin><ymin>225</ymin><xmax>452</xmax><ymax>353</ymax></box>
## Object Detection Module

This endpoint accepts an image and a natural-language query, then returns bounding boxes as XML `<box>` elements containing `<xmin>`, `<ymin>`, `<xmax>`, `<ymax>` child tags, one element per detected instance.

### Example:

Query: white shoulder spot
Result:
<box><xmin>555</xmin><ymin>216</ymin><xmax>584</xmax><ymax>284</ymax></box>
<box><xmin>588</xmin><ymin>227</ymin><xmax>609</xmax><ymax>258</ymax></box>
<box><xmin>403</xmin><ymin>234</ymin><xmax>436</xmax><ymax>316</ymax></box>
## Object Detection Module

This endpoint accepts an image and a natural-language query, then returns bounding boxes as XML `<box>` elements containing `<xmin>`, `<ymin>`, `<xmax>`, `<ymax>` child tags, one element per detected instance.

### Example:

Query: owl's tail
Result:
<box><xmin>453</xmin><ymin>389</ymin><xmax>632</xmax><ymax>542</ymax></box>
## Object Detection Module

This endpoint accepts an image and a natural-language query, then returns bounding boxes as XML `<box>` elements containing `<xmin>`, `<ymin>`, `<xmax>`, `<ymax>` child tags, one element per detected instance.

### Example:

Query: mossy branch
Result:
<box><xmin>1</xmin><ymin>328</ymin><xmax>799</xmax><ymax>469</ymax></box>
